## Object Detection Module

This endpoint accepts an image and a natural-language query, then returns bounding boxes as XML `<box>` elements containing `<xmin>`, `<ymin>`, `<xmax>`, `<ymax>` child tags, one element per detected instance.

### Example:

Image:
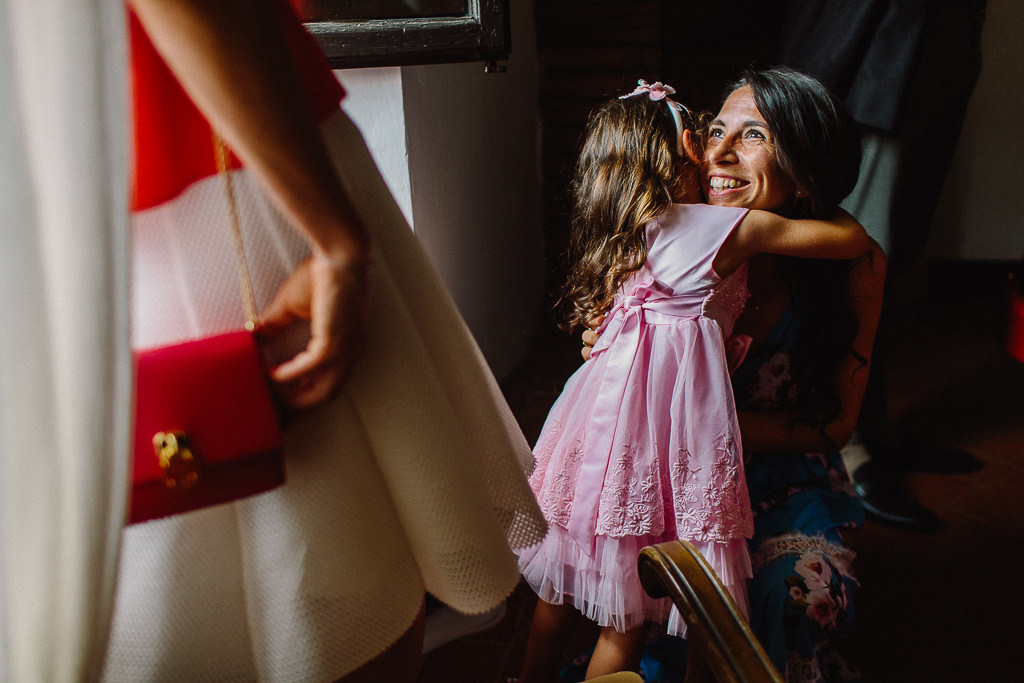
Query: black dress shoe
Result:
<box><xmin>861</xmin><ymin>434</ymin><xmax>983</xmax><ymax>474</ymax></box>
<box><xmin>896</xmin><ymin>443</ymin><xmax>983</xmax><ymax>474</ymax></box>
<box><xmin>851</xmin><ymin>462</ymin><xmax>945</xmax><ymax>532</ymax></box>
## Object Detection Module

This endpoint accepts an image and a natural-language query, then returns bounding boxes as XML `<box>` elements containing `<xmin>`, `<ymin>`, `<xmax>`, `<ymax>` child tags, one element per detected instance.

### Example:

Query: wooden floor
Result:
<box><xmin>416</xmin><ymin>284</ymin><xmax>1024</xmax><ymax>683</ymax></box>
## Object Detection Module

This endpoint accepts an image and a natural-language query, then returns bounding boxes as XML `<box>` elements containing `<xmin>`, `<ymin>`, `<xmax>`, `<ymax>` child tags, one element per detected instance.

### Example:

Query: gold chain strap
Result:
<box><xmin>212</xmin><ymin>132</ymin><xmax>259</xmax><ymax>331</ymax></box>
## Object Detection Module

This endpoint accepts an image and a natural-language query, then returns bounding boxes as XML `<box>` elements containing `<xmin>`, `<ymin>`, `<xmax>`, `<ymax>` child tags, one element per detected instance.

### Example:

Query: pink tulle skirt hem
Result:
<box><xmin>517</xmin><ymin>523</ymin><xmax>751</xmax><ymax>637</ymax></box>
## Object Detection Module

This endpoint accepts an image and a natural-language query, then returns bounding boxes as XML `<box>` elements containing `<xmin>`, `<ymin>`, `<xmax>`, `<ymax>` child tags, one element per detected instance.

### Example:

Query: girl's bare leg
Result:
<box><xmin>584</xmin><ymin>624</ymin><xmax>649</xmax><ymax>680</ymax></box>
<box><xmin>519</xmin><ymin>599</ymin><xmax>580</xmax><ymax>683</ymax></box>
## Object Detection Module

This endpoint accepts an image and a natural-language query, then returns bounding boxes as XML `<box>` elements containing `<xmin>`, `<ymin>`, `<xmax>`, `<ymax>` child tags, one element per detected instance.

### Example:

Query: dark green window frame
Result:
<box><xmin>304</xmin><ymin>0</ymin><xmax>510</xmax><ymax>70</ymax></box>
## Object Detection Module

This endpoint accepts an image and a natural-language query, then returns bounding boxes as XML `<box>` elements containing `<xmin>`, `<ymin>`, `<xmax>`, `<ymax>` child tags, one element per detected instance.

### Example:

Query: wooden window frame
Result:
<box><xmin>303</xmin><ymin>0</ymin><xmax>511</xmax><ymax>70</ymax></box>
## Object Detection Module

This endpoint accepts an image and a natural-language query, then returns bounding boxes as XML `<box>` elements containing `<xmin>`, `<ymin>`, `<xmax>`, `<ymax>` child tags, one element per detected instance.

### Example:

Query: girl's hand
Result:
<box><xmin>259</xmin><ymin>253</ymin><xmax>373</xmax><ymax>410</ymax></box>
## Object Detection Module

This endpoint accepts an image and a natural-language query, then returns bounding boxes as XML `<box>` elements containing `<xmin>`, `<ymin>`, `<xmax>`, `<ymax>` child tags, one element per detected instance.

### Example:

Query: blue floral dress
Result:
<box><xmin>731</xmin><ymin>305</ymin><xmax>863</xmax><ymax>682</ymax></box>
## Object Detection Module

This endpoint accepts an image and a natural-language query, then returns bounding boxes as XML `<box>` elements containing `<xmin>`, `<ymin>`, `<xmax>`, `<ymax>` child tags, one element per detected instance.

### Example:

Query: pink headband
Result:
<box><xmin>620</xmin><ymin>79</ymin><xmax>690</xmax><ymax>155</ymax></box>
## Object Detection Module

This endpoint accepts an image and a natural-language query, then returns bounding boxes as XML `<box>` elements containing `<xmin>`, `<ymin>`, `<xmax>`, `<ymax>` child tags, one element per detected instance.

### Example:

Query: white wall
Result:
<box><xmin>338</xmin><ymin>69</ymin><xmax>413</xmax><ymax>227</ymax></box>
<box><xmin>401</xmin><ymin>9</ymin><xmax>545</xmax><ymax>381</ymax></box>
<box><xmin>334</xmin><ymin>2</ymin><xmax>545</xmax><ymax>381</ymax></box>
<box><xmin>928</xmin><ymin>0</ymin><xmax>1024</xmax><ymax>261</ymax></box>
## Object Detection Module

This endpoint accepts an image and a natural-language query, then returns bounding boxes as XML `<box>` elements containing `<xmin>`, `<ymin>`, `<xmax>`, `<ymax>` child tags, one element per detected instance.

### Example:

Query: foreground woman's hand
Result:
<box><xmin>259</xmin><ymin>252</ymin><xmax>373</xmax><ymax>410</ymax></box>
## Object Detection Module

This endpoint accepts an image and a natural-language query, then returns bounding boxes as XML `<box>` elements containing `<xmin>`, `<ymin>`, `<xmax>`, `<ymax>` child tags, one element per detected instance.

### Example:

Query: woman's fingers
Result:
<box><xmin>260</xmin><ymin>255</ymin><xmax>372</xmax><ymax>410</ymax></box>
<box><xmin>259</xmin><ymin>260</ymin><xmax>312</xmax><ymax>337</ymax></box>
<box><xmin>273</xmin><ymin>355</ymin><xmax>343</xmax><ymax>410</ymax></box>
<box><xmin>580</xmin><ymin>316</ymin><xmax>605</xmax><ymax>361</ymax></box>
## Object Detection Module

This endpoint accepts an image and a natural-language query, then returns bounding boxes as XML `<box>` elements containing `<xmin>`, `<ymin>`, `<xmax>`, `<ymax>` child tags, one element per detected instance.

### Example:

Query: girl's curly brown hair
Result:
<box><xmin>558</xmin><ymin>94</ymin><xmax>707</xmax><ymax>332</ymax></box>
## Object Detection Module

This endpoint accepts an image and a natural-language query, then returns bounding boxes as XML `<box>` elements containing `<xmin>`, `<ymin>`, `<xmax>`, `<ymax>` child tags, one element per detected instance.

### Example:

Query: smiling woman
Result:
<box><xmin>713</xmin><ymin>68</ymin><xmax>883</xmax><ymax>681</ymax></box>
<box><xmin>704</xmin><ymin>86</ymin><xmax>799</xmax><ymax>213</ymax></box>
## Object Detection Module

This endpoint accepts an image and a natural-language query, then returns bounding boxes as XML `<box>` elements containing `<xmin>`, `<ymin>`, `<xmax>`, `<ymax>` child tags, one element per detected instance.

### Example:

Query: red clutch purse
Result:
<box><xmin>129</xmin><ymin>135</ymin><xmax>285</xmax><ymax>524</ymax></box>
<box><xmin>129</xmin><ymin>331</ymin><xmax>284</xmax><ymax>523</ymax></box>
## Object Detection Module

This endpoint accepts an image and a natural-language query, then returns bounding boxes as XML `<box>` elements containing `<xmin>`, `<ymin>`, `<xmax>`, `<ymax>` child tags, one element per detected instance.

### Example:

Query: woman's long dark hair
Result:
<box><xmin>729</xmin><ymin>67</ymin><xmax>866</xmax><ymax>447</ymax></box>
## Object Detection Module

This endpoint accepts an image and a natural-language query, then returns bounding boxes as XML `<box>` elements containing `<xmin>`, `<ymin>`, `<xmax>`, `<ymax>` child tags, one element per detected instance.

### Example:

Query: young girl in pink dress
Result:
<box><xmin>516</xmin><ymin>81</ymin><xmax>869</xmax><ymax>681</ymax></box>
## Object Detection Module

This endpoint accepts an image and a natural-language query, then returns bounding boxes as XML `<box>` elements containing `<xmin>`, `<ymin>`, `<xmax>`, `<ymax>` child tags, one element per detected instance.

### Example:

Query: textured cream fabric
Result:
<box><xmin>102</xmin><ymin>110</ymin><xmax>546</xmax><ymax>681</ymax></box>
<box><xmin>0</xmin><ymin>0</ymin><xmax>130</xmax><ymax>680</ymax></box>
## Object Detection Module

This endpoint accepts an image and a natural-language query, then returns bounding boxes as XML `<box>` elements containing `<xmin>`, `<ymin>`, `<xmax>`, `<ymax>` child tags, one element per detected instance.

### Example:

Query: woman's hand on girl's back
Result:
<box><xmin>581</xmin><ymin>315</ymin><xmax>605</xmax><ymax>361</ymax></box>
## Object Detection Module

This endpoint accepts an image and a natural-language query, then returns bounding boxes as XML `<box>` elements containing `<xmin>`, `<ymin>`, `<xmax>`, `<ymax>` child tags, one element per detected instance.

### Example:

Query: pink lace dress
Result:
<box><xmin>518</xmin><ymin>203</ymin><xmax>756</xmax><ymax>636</ymax></box>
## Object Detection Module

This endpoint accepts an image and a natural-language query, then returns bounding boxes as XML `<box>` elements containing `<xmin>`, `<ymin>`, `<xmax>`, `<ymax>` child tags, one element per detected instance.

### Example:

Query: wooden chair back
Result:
<box><xmin>638</xmin><ymin>541</ymin><xmax>784</xmax><ymax>683</ymax></box>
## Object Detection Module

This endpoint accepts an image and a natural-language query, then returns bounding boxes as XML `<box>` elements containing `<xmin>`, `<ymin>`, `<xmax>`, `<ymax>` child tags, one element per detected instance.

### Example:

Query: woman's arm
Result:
<box><xmin>738</xmin><ymin>240</ymin><xmax>887</xmax><ymax>452</ymax></box>
<box><xmin>714</xmin><ymin>207</ymin><xmax>869</xmax><ymax>277</ymax></box>
<box><xmin>129</xmin><ymin>0</ymin><xmax>371</xmax><ymax>408</ymax></box>
<box><xmin>129</xmin><ymin>0</ymin><xmax>368</xmax><ymax>262</ymax></box>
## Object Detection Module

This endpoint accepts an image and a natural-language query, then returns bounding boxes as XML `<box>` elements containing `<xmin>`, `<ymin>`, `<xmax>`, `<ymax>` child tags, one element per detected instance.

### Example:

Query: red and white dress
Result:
<box><xmin>101</xmin><ymin>6</ymin><xmax>545</xmax><ymax>681</ymax></box>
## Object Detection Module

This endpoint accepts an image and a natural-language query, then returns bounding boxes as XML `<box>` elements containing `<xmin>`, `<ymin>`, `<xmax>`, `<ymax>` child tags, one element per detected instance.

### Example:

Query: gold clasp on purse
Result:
<box><xmin>153</xmin><ymin>431</ymin><xmax>200</xmax><ymax>489</ymax></box>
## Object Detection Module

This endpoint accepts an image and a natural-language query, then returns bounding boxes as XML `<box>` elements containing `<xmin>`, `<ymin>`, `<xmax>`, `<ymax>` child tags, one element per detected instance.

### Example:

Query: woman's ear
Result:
<box><xmin>681</xmin><ymin>129</ymin><xmax>701</xmax><ymax>164</ymax></box>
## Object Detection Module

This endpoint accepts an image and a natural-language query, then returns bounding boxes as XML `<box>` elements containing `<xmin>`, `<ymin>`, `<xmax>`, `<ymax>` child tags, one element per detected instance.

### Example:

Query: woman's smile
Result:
<box><xmin>708</xmin><ymin>174</ymin><xmax>748</xmax><ymax>192</ymax></box>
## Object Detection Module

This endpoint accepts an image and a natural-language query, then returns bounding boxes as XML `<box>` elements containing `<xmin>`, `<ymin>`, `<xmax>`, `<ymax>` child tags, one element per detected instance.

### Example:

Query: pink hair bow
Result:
<box><xmin>620</xmin><ymin>79</ymin><xmax>676</xmax><ymax>102</ymax></box>
<box><xmin>620</xmin><ymin>79</ymin><xmax>691</xmax><ymax>155</ymax></box>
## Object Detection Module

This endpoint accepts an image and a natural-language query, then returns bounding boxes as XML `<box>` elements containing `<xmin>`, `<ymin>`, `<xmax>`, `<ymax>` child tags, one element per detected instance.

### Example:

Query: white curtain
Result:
<box><xmin>0</xmin><ymin>0</ymin><xmax>129</xmax><ymax>680</ymax></box>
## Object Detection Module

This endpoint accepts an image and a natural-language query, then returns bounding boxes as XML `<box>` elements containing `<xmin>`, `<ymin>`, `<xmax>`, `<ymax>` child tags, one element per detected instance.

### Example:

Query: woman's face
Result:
<box><xmin>703</xmin><ymin>85</ymin><xmax>798</xmax><ymax>212</ymax></box>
